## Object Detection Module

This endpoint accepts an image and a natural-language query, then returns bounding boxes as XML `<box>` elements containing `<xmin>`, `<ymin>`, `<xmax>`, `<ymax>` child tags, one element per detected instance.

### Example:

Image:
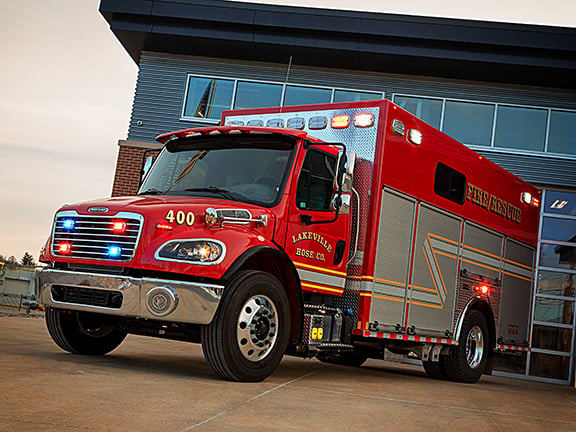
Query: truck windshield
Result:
<box><xmin>138</xmin><ymin>135</ymin><xmax>295</xmax><ymax>206</ymax></box>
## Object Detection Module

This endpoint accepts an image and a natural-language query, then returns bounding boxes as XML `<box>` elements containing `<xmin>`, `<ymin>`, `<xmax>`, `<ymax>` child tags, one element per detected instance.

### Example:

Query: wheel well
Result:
<box><xmin>223</xmin><ymin>246</ymin><xmax>303</xmax><ymax>345</ymax></box>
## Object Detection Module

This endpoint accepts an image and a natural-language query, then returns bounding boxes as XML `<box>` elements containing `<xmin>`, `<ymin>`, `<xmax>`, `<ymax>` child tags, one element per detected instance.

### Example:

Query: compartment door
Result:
<box><xmin>369</xmin><ymin>188</ymin><xmax>416</xmax><ymax>332</ymax></box>
<box><xmin>408</xmin><ymin>204</ymin><xmax>462</xmax><ymax>337</ymax></box>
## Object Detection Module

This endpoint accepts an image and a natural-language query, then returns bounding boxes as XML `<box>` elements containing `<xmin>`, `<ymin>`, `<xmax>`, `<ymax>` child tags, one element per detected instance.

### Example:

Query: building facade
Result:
<box><xmin>100</xmin><ymin>0</ymin><xmax>576</xmax><ymax>384</ymax></box>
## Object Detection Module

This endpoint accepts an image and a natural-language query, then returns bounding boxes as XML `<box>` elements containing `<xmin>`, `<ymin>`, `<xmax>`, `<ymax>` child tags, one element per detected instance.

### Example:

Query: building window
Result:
<box><xmin>183</xmin><ymin>77</ymin><xmax>234</xmax><ymax>120</ymax></box>
<box><xmin>284</xmin><ymin>85</ymin><xmax>332</xmax><ymax>106</ymax></box>
<box><xmin>529</xmin><ymin>189</ymin><xmax>576</xmax><ymax>383</ymax></box>
<box><xmin>394</xmin><ymin>95</ymin><xmax>442</xmax><ymax>128</ymax></box>
<box><xmin>393</xmin><ymin>93</ymin><xmax>576</xmax><ymax>159</ymax></box>
<box><xmin>334</xmin><ymin>89</ymin><xmax>382</xmax><ymax>102</ymax></box>
<box><xmin>548</xmin><ymin>110</ymin><xmax>576</xmax><ymax>155</ymax></box>
<box><xmin>494</xmin><ymin>105</ymin><xmax>548</xmax><ymax>152</ymax></box>
<box><xmin>234</xmin><ymin>81</ymin><xmax>283</xmax><ymax>110</ymax></box>
<box><xmin>443</xmin><ymin>100</ymin><xmax>494</xmax><ymax>146</ymax></box>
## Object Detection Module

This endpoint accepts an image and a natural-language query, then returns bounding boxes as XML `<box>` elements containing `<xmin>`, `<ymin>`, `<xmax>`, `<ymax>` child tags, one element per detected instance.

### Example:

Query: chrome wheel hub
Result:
<box><xmin>466</xmin><ymin>325</ymin><xmax>485</xmax><ymax>369</ymax></box>
<box><xmin>237</xmin><ymin>295</ymin><xmax>278</xmax><ymax>361</ymax></box>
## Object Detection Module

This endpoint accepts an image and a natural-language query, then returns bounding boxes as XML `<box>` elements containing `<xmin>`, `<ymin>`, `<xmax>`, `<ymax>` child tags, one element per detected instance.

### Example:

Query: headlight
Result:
<box><xmin>156</xmin><ymin>240</ymin><xmax>225</xmax><ymax>264</ymax></box>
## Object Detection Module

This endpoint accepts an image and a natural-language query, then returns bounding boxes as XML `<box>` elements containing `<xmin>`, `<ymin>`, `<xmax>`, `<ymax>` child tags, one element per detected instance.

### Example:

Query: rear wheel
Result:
<box><xmin>422</xmin><ymin>358</ymin><xmax>448</xmax><ymax>380</ymax></box>
<box><xmin>45</xmin><ymin>308</ymin><xmax>127</xmax><ymax>355</ymax></box>
<box><xmin>201</xmin><ymin>271</ymin><xmax>290</xmax><ymax>382</ymax></box>
<box><xmin>444</xmin><ymin>311</ymin><xmax>489</xmax><ymax>383</ymax></box>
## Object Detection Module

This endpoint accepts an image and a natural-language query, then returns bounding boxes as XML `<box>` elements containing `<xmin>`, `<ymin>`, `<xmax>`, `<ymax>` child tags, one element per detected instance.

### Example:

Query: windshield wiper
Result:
<box><xmin>183</xmin><ymin>187</ymin><xmax>238</xmax><ymax>201</ymax></box>
<box><xmin>138</xmin><ymin>188</ymin><xmax>164</xmax><ymax>195</ymax></box>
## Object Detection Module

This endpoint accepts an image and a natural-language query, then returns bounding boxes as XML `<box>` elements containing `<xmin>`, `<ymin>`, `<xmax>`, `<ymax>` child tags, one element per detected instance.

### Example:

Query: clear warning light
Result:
<box><xmin>354</xmin><ymin>113</ymin><xmax>374</xmax><ymax>128</ymax></box>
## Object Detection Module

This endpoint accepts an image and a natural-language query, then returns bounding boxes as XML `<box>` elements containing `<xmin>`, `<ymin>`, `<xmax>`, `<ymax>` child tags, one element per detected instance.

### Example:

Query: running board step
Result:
<box><xmin>316</xmin><ymin>343</ymin><xmax>354</xmax><ymax>351</ymax></box>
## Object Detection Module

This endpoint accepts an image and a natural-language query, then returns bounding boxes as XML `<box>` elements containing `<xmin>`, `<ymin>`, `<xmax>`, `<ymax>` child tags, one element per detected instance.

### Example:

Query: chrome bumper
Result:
<box><xmin>35</xmin><ymin>269</ymin><xmax>224</xmax><ymax>325</ymax></box>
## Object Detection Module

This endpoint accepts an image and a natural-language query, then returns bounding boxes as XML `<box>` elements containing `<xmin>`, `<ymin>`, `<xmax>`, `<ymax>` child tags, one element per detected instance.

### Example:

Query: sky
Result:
<box><xmin>0</xmin><ymin>0</ymin><xmax>137</xmax><ymax>262</ymax></box>
<box><xmin>0</xmin><ymin>1</ymin><xmax>573</xmax><ymax>263</ymax></box>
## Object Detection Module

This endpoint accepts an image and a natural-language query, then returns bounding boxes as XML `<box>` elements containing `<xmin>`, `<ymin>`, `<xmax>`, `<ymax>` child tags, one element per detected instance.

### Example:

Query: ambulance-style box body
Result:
<box><xmin>37</xmin><ymin>100</ymin><xmax>540</xmax><ymax>383</ymax></box>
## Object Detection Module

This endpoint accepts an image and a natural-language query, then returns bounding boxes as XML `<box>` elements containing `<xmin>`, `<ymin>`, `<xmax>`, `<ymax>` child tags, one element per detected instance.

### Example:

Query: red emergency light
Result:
<box><xmin>58</xmin><ymin>243</ymin><xmax>72</xmax><ymax>254</ymax></box>
<box><xmin>474</xmin><ymin>285</ymin><xmax>490</xmax><ymax>296</ymax></box>
<box><xmin>112</xmin><ymin>221</ymin><xmax>127</xmax><ymax>234</ymax></box>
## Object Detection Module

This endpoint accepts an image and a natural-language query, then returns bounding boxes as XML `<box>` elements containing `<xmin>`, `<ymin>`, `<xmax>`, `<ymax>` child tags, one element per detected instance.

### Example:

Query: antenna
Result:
<box><xmin>280</xmin><ymin>56</ymin><xmax>293</xmax><ymax>113</ymax></box>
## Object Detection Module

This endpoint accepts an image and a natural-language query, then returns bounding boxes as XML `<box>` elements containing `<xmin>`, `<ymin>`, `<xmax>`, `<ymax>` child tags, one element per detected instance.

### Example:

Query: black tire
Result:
<box><xmin>422</xmin><ymin>358</ymin><xmax>449</xmax><ymax>380</ymax></box>
<box><xmin>201</xmin><ymin>271</ymin><xmax>291</xmax><ymax>382</ymax></box>
<box><xmin>444</xmin><ymin>311</ymin><xmax>489</xmax><ymax>383</ymax></box>
<box><xmin>317</xmin><ymin>351</ymin><xmax>368</xmax><ymax>367</ymax></box>
<box><xmin>46</xmin><ymin>308</ymin><xmax>127</xmax><ymax>355</ymax></box>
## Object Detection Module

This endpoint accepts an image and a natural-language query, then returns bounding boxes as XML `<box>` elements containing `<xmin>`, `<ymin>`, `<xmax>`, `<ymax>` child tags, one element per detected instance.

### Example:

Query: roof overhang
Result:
<box><xmin>99</xmin><ymin>0</ymin><xmax>576</xmax><ymax>89</ymax></box>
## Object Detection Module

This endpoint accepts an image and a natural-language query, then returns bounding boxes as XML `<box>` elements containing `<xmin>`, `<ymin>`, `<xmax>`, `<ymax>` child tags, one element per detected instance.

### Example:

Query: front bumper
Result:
<box><xmin>35</xmin><ymin>269</ymin><xmax>224</xmax><ymax>325</ymax></box>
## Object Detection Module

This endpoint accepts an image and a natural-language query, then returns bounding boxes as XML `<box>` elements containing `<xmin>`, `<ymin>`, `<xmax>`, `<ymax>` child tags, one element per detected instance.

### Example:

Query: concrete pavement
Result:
<box><xmin>1</xmin><ymin>314</ymin><xmax>575</xmax><ymax>432</ymax></box>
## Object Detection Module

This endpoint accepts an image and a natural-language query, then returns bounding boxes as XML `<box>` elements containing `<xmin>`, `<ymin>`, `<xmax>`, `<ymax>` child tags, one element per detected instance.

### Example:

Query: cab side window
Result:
<box><xmin>296</xmin><ymin>149</ymin><xmax>337</xmax><ymax>211</ymax></box>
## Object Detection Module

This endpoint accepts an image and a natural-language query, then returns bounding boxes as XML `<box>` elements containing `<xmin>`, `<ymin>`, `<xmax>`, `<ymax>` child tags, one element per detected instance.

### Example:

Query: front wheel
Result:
<box><xmin>45</xmin><ymin>308</ymin><xmax>127</xmax><ymax>355</ymax></box>
<box><xmin>444</xmin><ymin>310</ymin><xmax>489</xmax><ymax>383</ymax></box>
<box><xmin>201</xmin><ymin>271</ymin><xmax>291</xmax><ymax>382</ymax></box>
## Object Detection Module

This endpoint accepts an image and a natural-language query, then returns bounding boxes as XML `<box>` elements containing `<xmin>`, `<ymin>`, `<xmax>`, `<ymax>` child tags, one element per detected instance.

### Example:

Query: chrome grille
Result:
<box><xmin>52</xmin><ymin>211</ymin><xmax>143</xmax><ymax>262</ymax></box>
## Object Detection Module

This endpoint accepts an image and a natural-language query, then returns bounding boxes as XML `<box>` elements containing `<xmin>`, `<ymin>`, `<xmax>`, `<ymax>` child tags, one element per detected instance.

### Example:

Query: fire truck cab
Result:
<box><xmin>37</xmin><ymin>100</ymin><xmax>540</xmax><ymax>383</ymax></box>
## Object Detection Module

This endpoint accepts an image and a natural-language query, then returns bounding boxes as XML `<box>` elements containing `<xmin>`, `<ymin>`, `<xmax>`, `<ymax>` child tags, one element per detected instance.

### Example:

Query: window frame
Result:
<box><xmin>392</xmin><ymin>93</ymin><xmax>576</xmax><ymax>160</ymax></box>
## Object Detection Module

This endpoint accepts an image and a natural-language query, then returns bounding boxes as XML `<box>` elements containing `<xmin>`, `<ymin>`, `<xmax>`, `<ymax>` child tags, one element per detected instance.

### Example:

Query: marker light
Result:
<box><xmin>108</xmin><ymin>246</ymin><xmax>122</xmax><ymax>257</ymax></box>
<box><xmin>155</xmin><ymin>223</ymin><xmax>174</xmax><ymax>231</ymax></box>
<box><xmin>532</xmin><ymin>198</ymin><xmax>540</xmax><ymax>208</ymax></box>
<box><xmin>112</xmin><ymin>221</ymin><xmax>127</xmax><ymax>233</ymax></box>
<box><xmin>58</xmin><ymin>243</ymin><xmax>72</xmax><ymax>254</ymax></box>
<box><xmin>331</xmin><ymin>115</ymin><xmax>350</xmax><ymax>129</ymax></box>
<box><xmin>354</xmin><ymin>113</ymin><xmax>374</xmax><ymax>128</ymax></box>
<box><xmin>62</xmin><ymin>219</ymin><xmax>75</xmax><ymax>230</ymax></box>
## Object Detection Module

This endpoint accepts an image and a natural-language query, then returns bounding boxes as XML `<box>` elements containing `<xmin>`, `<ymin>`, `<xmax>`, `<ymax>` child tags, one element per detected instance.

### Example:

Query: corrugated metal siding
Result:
<box><xmin>477</xmin><ymin>151</ymin><xmax>576</xmax><ymax>187</ymax></box>
<box><xmin>128</xmin><ymin>52</ymin><xmax>576</xmax><ymax>188</ymax></box>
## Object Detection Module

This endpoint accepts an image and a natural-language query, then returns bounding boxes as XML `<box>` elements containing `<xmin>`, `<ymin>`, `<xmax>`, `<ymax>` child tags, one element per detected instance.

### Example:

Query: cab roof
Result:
<box><xmin>155</xmin><ymin>126</ymin><xmax>321</xmax><ymax>144</ymax></box>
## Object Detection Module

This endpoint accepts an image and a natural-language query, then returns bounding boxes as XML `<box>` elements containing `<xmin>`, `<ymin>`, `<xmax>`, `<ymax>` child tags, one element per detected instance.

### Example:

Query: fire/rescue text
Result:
<box><xmin>466</xmin><ymin>184</ymin><xmax>521</xmax><ymax>223</ymax></box>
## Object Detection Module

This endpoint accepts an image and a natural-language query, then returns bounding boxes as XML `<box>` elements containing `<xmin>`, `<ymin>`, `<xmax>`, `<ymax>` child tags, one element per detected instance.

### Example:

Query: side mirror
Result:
<box><xmin>335</xmin><ymin>194</ymin><xmax>351</xmax><ymax>215</ymax></box>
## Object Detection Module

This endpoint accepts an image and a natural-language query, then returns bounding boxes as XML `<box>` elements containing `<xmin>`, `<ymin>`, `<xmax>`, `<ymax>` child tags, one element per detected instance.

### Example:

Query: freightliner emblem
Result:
<box><xmin>88</xmin><ymin>207</ymin><xmax>109</xmax><ymax>213</ymax></box>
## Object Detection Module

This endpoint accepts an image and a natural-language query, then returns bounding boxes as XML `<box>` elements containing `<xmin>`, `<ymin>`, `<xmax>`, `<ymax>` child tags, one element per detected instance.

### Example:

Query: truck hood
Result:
<box><xmin>60</xmin><ymin>195</ymin><xmax>274</xmax><ymax>217</ymax></box>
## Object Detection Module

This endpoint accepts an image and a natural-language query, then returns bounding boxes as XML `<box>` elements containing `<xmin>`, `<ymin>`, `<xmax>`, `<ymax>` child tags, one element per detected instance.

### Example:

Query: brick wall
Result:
<box><xmin>111</xmin><ymin>140</ymin><xmax>161</xmax><ymax>197</ymax></box>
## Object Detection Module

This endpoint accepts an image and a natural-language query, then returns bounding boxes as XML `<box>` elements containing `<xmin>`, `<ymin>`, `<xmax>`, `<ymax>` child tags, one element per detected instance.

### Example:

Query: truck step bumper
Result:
<box><xmin>35</xmin><ymin>269</ymin><xmax>224</xmax><ymax>325</ymax></box>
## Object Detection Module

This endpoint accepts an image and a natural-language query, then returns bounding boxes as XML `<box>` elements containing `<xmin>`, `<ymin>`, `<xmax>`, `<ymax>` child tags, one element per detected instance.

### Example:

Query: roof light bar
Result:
<box><xmin>331</xmin><ymin>115</ymin><xmax>350</xmax><ymax>129</ymax></box>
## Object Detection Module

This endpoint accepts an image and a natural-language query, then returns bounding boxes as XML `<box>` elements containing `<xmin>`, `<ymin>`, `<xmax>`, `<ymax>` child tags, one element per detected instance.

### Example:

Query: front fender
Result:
<box><xmin>222</xmin><ymin>245</ymin><xmax>304</xmax><ymax>346</ymax></box>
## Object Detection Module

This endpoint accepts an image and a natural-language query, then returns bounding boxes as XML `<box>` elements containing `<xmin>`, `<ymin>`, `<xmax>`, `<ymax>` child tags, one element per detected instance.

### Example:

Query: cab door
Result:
<box><xmin>284</xmin><ymin>145</ymin><xmax>353</xmax><ymax>297</ymax></box>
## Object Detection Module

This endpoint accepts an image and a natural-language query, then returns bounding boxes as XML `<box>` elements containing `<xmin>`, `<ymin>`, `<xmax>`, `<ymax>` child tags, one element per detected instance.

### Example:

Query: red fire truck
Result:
<box><xmin>36</xmin><ymin>100</ymin><xmax>540</xmax><ymax>383</ymax></box>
